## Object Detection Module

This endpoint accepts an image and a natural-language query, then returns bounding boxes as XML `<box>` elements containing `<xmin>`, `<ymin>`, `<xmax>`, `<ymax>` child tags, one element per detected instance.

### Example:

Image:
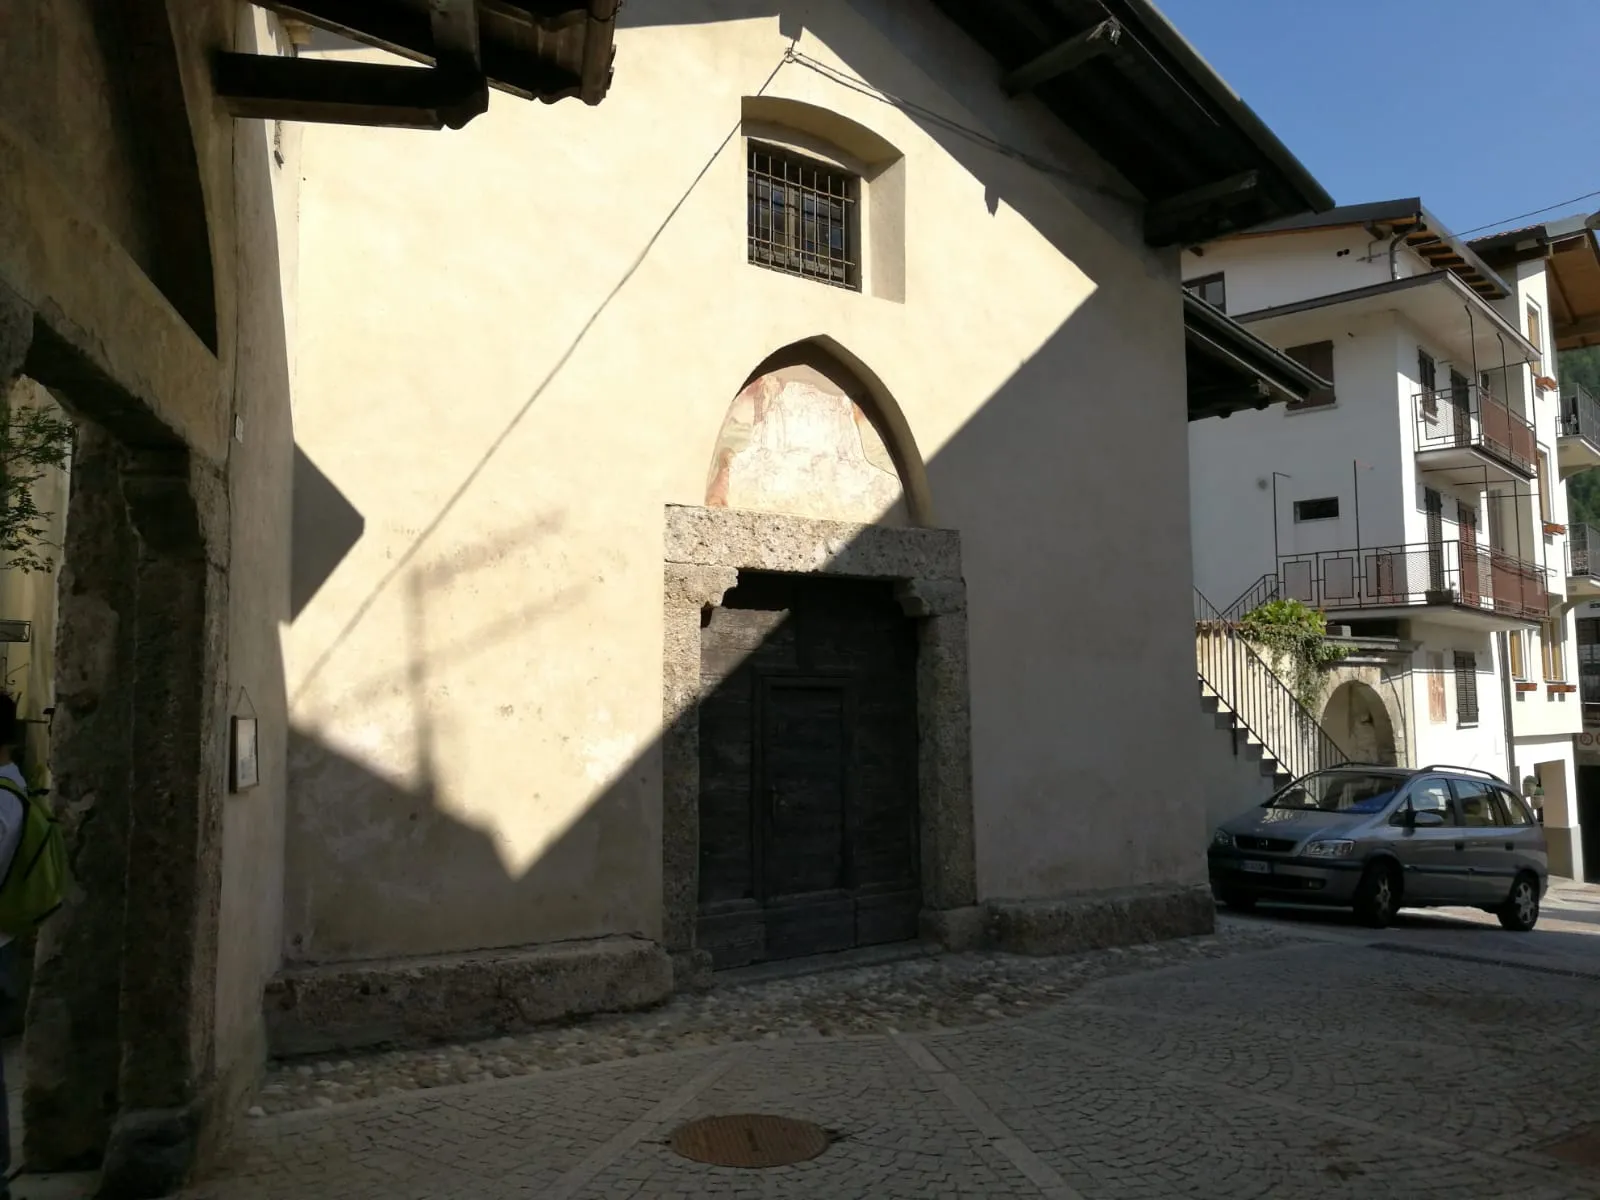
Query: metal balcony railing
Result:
<box><xmin>1562</xmin><ymin>383</ymin><xmax>1600</xmax><ymax>449</ymax></box>
<box><xmin>1571</xmin><ymin>524</ymin><xmax>1600</xmax><ymax>579</ymax></box>
<box><xmin>1195</xmin><ymin>589</ymin><xmax>1348</xmax><ymax>783</ymax></box>
<box><xmin>1278</xmin><ymin>541</ymin><xmax>1549</xmax><ymax>621</ymax></box>
<box><xmin>1414</xmin><ymin>383</ymin><xmax>1536</xmax><ymax>477</ymax></box>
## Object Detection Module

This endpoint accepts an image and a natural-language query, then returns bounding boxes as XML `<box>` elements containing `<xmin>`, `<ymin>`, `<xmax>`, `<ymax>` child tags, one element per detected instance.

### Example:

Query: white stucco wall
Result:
<box><xmin>284</xmin><ymin>2</ymin><xmax>1201</xmax><ymax>963</ymax></box>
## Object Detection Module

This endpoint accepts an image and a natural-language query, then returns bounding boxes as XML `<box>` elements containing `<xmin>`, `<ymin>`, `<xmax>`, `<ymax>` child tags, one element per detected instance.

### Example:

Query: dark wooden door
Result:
<box><xmin>697</xmin><ymin>572</ymin><xmax>919</xmax><ymax>969</ymax></box>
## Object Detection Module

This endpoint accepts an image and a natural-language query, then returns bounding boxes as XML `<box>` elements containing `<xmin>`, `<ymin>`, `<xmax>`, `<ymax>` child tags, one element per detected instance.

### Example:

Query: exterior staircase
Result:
<box><xmin>1194</xmin><ymin>588</ymin><xmax>1348</xmax><ymax>826</ymax></box>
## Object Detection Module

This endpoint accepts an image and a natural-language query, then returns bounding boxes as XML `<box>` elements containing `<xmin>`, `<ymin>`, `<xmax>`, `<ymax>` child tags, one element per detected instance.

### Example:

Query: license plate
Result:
<box><xmin>1241</xmin><ymin>860</ymin><xmax>1270</xmax><ymax>875</ymax></box>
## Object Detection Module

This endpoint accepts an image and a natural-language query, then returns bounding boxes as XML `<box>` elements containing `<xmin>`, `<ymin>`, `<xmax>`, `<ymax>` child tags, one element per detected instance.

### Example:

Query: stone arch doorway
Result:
<box><xmin>1323</xmin><ymin>680</ymin><xmax>1398</xmax><ymax>766</ymax></box>
<box><xmin>705</xmin><ymin>339</ymin><xmax>934</xmax><ymax>527</ymax></box>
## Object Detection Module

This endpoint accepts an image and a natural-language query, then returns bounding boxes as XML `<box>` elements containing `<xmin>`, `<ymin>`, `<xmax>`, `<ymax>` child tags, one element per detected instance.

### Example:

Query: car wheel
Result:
<box><xmin>1497</xmin><ymin>873</ymin><xmax>1540</xmax><ymax>932</ymax></box>
<box><xmin>1218</xmin><ymin>892</ymin><xmax>1257</xmax><ymax>912</ymax></box>
<box><xmin>1353</xmin><ymin>862</ymin><xmax>1398</xmax><ymax>929</ymax></box>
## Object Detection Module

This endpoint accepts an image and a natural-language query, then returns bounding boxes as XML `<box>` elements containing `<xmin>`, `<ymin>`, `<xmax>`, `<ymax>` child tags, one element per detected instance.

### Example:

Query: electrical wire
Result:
<box><xmin>781</xmin><ymin>48</ymin><xmax>1138</xmax><ymax>204</ymax></box>
<box><xmin>1456</xmin><ymin>188</ymin><xmax>1600</xmax><ymax>238</ymax></box>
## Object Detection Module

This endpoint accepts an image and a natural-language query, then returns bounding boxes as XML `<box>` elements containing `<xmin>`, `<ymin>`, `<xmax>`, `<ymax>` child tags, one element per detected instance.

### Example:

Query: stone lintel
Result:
<box><xmin>665</xmin><ymin>504</ymin><xmax>961</xmax><ymax>581</ymax></box>
<box><xmin>262</xmin><ymin>936</ymin><xmax>673</xmax><ymax>1057</ymax></box>
<box><xmin>986</xmin><ymin>883</ymin><xmax>1215</xmax><ymax>956</ymax></box>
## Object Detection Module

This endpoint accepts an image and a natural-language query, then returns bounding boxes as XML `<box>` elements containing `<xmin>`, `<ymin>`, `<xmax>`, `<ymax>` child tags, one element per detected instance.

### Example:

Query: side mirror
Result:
<box><xmin>1412</xmin><ymin>809</ymin><xmax>1446</xmax><ymax>828</ymax></box>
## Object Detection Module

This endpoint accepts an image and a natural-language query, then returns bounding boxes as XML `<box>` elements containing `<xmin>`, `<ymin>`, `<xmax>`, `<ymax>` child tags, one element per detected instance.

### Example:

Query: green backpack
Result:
<box><xmin>0</xmin><ymin>777</ymin><xmax>68</xmax><ymax>938</ymax></box>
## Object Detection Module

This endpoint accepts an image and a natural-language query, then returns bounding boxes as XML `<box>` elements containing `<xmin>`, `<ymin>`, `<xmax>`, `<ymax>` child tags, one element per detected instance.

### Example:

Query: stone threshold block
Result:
<box><xmin>264</xmin><ymin>935</ymin><xmax>672</xmax><ymax>1057</ymax></box>
<box><xmin>987</xmin><ymin>882</ymin><xmax>1215</xmax><ymax>956</ymax></box>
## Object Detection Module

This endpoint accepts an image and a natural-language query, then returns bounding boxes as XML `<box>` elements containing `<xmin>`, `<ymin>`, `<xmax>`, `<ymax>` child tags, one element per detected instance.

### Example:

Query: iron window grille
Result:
<box><xmin>1453</xmin><ymin>650</ymin><xmax>1479</xmax><ymax>726</ymax></box>
<box><xmin>747</xmin><ymin>143</ymin><xmax>859</xmax><ymax>291</ymax></box>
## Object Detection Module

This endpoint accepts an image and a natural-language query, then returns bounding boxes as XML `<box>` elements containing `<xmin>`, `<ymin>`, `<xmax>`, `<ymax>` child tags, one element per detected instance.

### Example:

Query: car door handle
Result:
<box><xmin>1505</xmin><ymin>842</ymin><xmax>1514</xmax><ymax>851</ymax></box>
<box><xmin>1454</xmin><ymin>841</ymin><xmax>1465</xmax><ymax>851</ymax></box>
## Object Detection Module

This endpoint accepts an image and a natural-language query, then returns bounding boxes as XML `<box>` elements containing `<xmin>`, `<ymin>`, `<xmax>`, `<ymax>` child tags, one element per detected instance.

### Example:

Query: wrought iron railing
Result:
<box><xmin>1220</xmin><ymin>573</ymin><xmax>1282</xmax><ymax>623</ymax></box>
<box><xmin>1571</xmin><ymin>524</ymin><xmax>1600</xmax><ymax>579</ymax></box>
<box><xmin>1278</xmin><ymin>541</ymin><xmax>1548</xmax><ymax>620</ymax></box>
<box><xmin>1414</xmin><ymin>383</ymin><xmax>1536</xmax><ymax>476</ymax></box>
<box><xmin>1195</xmin><ymin>588</ymin><xmax>1349</xmax><ymax>783</ymax></box>
<box><xmin>1563</xmin><ymin>383</ymin><xmax>1600</xmax><ymax>448</ymax></box>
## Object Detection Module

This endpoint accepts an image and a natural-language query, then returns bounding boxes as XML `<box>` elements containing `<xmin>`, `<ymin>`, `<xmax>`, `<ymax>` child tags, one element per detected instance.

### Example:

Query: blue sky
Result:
<box><xmin>1156</xmin><ymin>0</ymin><xmax>1600</xmax><ymax>239</ymax></box>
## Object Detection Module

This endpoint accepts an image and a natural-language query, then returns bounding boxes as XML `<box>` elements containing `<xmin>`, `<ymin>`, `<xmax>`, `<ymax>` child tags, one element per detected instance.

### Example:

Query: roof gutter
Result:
<box><xmin>1108</xmin><ymin>0</ymin><xmax>1334</xmax><ymax>216</ymax></box>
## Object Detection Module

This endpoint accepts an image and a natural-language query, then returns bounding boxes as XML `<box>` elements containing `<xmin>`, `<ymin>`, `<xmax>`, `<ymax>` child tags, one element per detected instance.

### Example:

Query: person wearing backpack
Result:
<box><xmin>0</xmin><ymin>694</ymin><xmax>27</xmax><ymax>1200</ymax></box>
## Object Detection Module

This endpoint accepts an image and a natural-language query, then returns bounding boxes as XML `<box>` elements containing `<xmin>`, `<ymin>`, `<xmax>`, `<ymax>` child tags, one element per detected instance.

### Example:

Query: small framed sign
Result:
<box><xmin>230</xmin><ymin>716</ymin><xmax>259</xmax><ymax>793</ymax></box>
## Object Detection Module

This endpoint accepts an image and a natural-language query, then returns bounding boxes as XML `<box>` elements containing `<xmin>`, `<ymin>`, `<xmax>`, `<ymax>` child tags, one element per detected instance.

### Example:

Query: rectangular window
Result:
<box><xmin>1528</xmin><ymin>303</ymin><xmax>1544</xmax><ymax>374</ymax></box>
<box><xmin>1454</xmin><ymin>650</ymin><xmax>1479</xmax><ymax>726</ymax></box>
<box><xmin>1538</xmin><ymin>449</ymin><xmax>1553</xmax><ymax>522</ymax></box>
<box><xmin>746</xmin><ymin>143</ymin><xmax>859</xmax><ymax>290</ymax></box>
<box><xmin>1499</xmin><ymin>788</ymin><xmax>1533</xmax><ymax>826</ymax></box>
<box><xmin>1184</xmin><ymin>272</ymin><xmax>1226</xmax><ymax>312</ymax></box>
<box><xmin>1293</xmin><ymin>497</ymin><xmax>1340</xmax><ymax>522</ymax></box>
<box><xmin>1418</xmin><ymin>348</ymin><xmax>1438</xmax><ymax>417</ymax></box>
<box><xmin>1544</xmin><ymin>619</ymin><xmax>1567</xmax><ymax>682</ymax></box>
<box><xmin>1427</xmin><ymin>650</ymin><xmax>1447</xmax><ymax>723</ymax></box>
<box><xmin>1453</xmin><ymin>779</ymin><xmax>1507</xmax><ymax>827</ymax></box>
<box><xmin>1509</xmin><ymin>630</ymin><xmax>1527</xmax><ymax>681</ymax></box>
<box><xmin>1284</xmin><ymin>341</ymin><xmax>1336</xmax><ymax>410</ymax></box>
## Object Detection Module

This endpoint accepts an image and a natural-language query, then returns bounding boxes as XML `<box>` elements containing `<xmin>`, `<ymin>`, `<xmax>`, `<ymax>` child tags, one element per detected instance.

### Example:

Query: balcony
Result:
<box><xmin>1414</xmin><ymin>384</ymin><xmax>1536</xmax><ymax>486</ymax></box>
<box><xmin>1559</xmin><ymin>383</ymin><xmax>1600</xmax><ymax>479</ymax></box>
<box><xmin>1571</xmin><ymin>525</ymin><xmax>1600</xmax><ymax>599</ymax></box>
<box><xmin>1279</xmin><ymin>540</ymin><xmax>1549</xmax><ymax>629</ymax></box>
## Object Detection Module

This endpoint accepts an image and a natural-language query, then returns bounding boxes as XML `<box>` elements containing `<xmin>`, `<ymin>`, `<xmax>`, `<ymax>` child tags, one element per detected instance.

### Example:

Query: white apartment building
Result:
<box><xmin>1185</xmin><ymin>199</ymin><xmax>1587</xmax><ymax>878</ymax></box>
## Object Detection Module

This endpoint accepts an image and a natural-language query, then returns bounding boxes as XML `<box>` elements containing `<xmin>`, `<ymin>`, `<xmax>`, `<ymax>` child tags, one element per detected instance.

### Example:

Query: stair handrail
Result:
<box><xmin>1219</xmin><ymin>572</ymin><xmax>1282</xmax><ymax>623</ymax></box>
<box><xmin>1195</xmin><ymin>586</ymin><xmax>1349</xmax><ymax>781</ymax></box>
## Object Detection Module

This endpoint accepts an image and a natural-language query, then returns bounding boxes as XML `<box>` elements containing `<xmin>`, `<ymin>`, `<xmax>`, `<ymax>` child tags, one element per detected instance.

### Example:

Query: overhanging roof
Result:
<box><xmin>927</xmin><ymin>0</ymin><xmax>1333</xmax><ymax>246</ymax></box>
<box><xmin>1231</xmin><ymin>270</ymin><xmax>1541</xmax><ymax>368</ymax></box>
<box><xmin>1184</xmin><ymin>291</ymin><xmax>1330</xmax><ymax>421</ymax></box>
<box><xmin>1219</xmin><ymin>198</ymin><xmax>1511</xmax><ymax>299</ymax></box>
<box><xmin>220</xmin><ymin>1</ymin><xmax>618</xmax><ymax>128</ymax></box>
<box><xmin>1469</xmin><ymin>215</ymin><xmax>1600</xmax><ymax>352</ymax></box>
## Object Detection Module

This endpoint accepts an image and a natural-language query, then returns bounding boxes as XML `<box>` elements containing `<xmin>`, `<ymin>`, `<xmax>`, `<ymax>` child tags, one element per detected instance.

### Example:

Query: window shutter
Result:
<box><xmin>1284</xmin><ymin>341</ymin><xmax>1336</xmax><ymax>410</ymax></box>
<box><xmin>1453</xmin><ymin>651</ymin><xmax>1479</xmax><ymax>726</ymax></box>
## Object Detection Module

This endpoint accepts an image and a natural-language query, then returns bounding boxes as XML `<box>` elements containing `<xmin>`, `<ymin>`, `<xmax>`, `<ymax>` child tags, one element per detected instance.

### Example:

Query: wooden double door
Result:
<box><xmin>696</xmin><ymin>572</ymin><xmax>920</xmax><ymax>969</ymax></box>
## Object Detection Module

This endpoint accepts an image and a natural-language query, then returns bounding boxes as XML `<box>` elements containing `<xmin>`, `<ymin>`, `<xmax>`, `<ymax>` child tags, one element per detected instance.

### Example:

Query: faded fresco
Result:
<box><xmin>706</xmin><ymin>365</ymin><xmax>907</xmax><ymax>525</ymax></box>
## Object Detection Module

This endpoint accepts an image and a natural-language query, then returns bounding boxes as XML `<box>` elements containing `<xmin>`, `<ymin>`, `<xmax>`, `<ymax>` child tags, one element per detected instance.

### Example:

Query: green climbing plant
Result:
<box><xmin>1237</xmin><ymin>598</ymin><xmax>1349</xmax><ymax>712</ymax></box>
<box><xmin>0</xmin><ymin>402</ymin><xmax>74</xmax><ymax>573</ymax></box>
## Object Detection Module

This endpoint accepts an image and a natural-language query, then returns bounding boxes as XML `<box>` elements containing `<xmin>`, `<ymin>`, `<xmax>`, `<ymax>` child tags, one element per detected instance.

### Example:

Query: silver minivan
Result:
<box><xmin>1207</xmin><ymin>764</ymin><xmax>1547</xmax><ymax>930</ymax></box>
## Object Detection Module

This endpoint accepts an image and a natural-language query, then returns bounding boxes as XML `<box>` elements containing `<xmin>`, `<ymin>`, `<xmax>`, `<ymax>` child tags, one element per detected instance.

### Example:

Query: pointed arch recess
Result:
<box><xmin>706</xmin><ymin>337</ymin><xmax>935</xmax><ymax>528</ymax></box>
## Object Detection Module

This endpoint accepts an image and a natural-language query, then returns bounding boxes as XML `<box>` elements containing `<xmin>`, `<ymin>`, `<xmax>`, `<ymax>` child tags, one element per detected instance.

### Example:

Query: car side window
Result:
<box><xmin>1497</xmin><ymin>788</ymin><xmax>1532</xmax><ymax>826</ymax></box>
<box><xmin>1397</xmin><ymin>777</ymin><xmax>1455</xmax><ymax>825</ymax></box>
<box><xmin>1452</xmin><ymin>780</ymin><xmax>1506</xmax><ymax>827</ymax></box>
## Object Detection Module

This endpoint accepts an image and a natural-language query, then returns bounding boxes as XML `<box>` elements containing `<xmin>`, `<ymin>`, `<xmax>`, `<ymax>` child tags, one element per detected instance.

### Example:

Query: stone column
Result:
<box><xmin>23</xmin><ymin>426</ymin><xmax>138</xmax><ymax>1169</ymax></box>
<box><xmin>98</xmin><ymin>452</ymin><xmax>226</xmax><ymax>1199</ymax></box>
<box><xmin>660</xmin><ymin>563</ymin><xmax>737</xmax><ymax>988</ymax></box>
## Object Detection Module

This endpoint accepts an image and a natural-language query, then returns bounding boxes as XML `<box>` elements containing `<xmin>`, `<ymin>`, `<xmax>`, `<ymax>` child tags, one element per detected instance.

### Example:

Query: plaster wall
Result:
<box><xmin>1404</xmin><ymin>618</ymin><xmax>1511</xmax><ymax>781</ymax></box>
<box><xmin>1181</xmin><ymin>228</ymin><xmax>1428</xmax><ymax>317</ymax></box>
<box><xmin>285</xmin><ymin>1</ymin><xmax>1199</xmax><ymax>965</ymax></box>
<box><xmin>212</xmin><ymin>3</ymin><xmax>299</xmax><ymax>1126</ymax></box>
<box><xmin>1188</xmin><ymin>318</ymin><xmax>1410</xmax><ymax>609</ymax></box>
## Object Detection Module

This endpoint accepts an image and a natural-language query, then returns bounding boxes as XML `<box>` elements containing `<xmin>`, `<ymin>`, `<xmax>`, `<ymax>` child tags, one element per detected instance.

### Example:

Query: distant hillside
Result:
<box><xmin>1565</xmin><ymin>347</ymin><xmax>1600</xmax><ymax>529</ymax></box>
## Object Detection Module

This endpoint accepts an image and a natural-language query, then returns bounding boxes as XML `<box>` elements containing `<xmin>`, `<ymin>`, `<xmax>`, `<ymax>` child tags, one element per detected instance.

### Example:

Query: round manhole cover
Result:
<box><xmin>667</xmin><ymin>1114</ymin><xmax>831</xmax><ymax>1168</ymax></box>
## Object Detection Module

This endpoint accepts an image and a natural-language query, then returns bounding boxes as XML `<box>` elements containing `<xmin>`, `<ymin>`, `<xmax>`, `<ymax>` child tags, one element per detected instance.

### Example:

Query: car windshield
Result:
<box><xmin>1266</xmin><ymin>769</ymin><xmax>1403</xmax><ymax>814</ymax></box>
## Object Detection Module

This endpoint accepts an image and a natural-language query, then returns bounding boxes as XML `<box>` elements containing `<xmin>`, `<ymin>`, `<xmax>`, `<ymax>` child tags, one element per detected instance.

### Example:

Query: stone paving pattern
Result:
<box><xmin>175</xmin><ymin>920</ymin><xmax>1600</xmax><ymax>1200</ymax></box>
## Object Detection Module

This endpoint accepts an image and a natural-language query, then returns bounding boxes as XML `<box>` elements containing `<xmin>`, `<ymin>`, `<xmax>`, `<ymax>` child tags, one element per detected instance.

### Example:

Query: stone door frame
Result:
<box><xmin>661</xmin><ymin>504</ymin><xmax>976</xmax><ymax>975</ymax></box>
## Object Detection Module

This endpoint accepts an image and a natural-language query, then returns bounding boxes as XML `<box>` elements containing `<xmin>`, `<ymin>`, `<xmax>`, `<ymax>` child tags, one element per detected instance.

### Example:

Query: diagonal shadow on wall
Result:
<box><xmin>275</xmin><ymin>0</ymin><xmax>1208</xmax><ymax>1058</ymax></box>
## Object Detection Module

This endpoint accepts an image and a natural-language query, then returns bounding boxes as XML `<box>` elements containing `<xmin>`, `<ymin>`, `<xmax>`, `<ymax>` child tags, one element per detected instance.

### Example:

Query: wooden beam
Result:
<box><xmin>1002</xmin><ymin>18</ymin><xmax>1121</xmax><ymax>95</ymax></box>
<box><xmin>257</xmin><ymin>0</ymin><xmax>593</xmax><ymax>102</ymax></box>
<box><xmin>1145</xmin><ymin>170</ymin><xmax>1260</xmax><ymax>245</ymax></box>
<box><xmin>213</xmin><ymin>53</ymin><xmax>489</xmax><ymax>129</ymax></box>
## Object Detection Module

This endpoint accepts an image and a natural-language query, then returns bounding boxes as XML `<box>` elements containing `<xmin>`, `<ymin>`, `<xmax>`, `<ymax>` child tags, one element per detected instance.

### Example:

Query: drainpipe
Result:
<box><xmin>1499</xmin><ymin>630</ymin><xmax>1517</xmax><ymax>786</ymax></box>
<box><xmin>1388</xmin><ymin>222</ymin><xmax>1421</xmax><ymax>280</ymax></box>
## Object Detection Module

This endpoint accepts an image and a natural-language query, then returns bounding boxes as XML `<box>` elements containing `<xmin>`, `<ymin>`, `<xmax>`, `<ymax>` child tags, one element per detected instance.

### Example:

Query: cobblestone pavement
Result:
<box><xmin>175</xmin><ymin>919</ymin><xmax>1600</xmax><ymax>1200</ymax></box>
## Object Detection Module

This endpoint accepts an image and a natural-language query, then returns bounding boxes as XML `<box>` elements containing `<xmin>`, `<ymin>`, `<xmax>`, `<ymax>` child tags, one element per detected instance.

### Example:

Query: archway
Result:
<box><xmin>704</xmin><ymin>340</ymin><xmax>933</xmax><ymax>526</ymax></box>
<box><xmin>1322</xmin><ymin>680</ymin><xmax>1398</xmax><ymax>766</ymax></box>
